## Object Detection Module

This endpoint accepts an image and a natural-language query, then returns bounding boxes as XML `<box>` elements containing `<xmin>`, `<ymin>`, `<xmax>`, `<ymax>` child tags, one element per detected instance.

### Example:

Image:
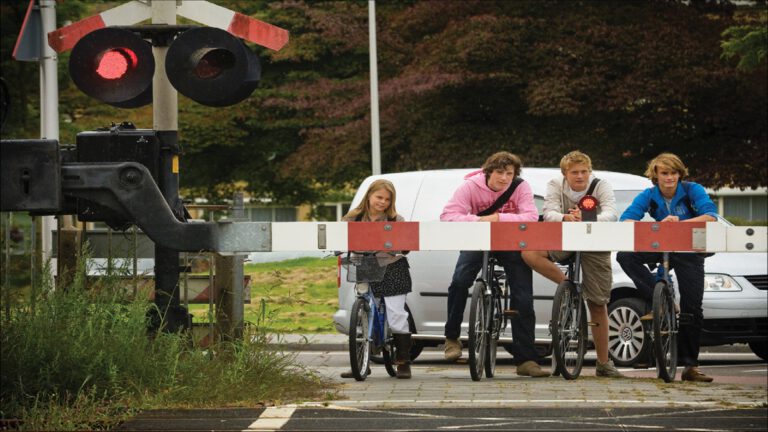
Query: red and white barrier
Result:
<box><xmin>270</xmin><ymin>221</ymin><xmax>766</xmax><ymax>253</ymax></box>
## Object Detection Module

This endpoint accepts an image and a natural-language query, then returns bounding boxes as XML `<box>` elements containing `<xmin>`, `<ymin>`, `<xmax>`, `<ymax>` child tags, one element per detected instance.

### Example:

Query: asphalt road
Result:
<box><xmin>117</xmin><ymin>345</ymin><xmax>768</xmax><ymax>431</ymax></box>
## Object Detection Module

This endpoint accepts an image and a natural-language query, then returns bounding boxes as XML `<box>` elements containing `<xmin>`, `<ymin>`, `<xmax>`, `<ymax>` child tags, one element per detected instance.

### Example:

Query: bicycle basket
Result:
<box><xmin>342</xmin><ymin>255</ymin><xmax>387</xmax><ymax>283</ymax></box>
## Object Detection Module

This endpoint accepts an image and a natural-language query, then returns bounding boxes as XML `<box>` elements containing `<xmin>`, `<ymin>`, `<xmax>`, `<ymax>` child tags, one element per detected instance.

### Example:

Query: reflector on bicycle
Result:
<box><xmin>578</xmin><ymin>195</ymin><xmax>599</xmax><ymax>222</ymax></box>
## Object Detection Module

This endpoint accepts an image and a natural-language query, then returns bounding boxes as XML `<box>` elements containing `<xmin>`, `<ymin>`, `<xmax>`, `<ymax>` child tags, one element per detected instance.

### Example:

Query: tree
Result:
<box><xmin>272</xmin><ymin>0</ymin><xmax>766</xmax><ymax>190</ymax></box>
<box><xmin>721</xmin><ymin>2</ymin><xmax>768</xmax><ymax>73</ymax></box>
<box><xmin>3</xmin><ymin>0</ymin><xmax>765</xmax><ymax>204</ymax></box>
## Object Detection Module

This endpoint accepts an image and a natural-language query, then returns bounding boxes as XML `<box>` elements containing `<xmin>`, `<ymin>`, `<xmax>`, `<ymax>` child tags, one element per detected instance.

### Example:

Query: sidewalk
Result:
<box><xmin>270</xmin><ymin>333</ymin><xmax>758</xmax><ymax>354</ymax></box>
<box><xmin>268</xmin><ymin>333</ymin><xmax>348</xmax><ymax>351</ymax></box>
<box><xmin>280</xmin><ymin>334</ymin><xmax>767</xmax><ymax>408</ymax></box>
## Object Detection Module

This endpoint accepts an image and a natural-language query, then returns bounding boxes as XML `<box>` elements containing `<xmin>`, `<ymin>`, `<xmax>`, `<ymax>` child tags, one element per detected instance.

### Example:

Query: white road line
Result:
<box><xmin>245</xmin><ymin>407</ymin><xmax>296</xmax><ymax>431</ymax></box>
<box><xmin>296</xmin><ymin>399</ymin><xmax>765</xmax><ymax>407</ymax></box>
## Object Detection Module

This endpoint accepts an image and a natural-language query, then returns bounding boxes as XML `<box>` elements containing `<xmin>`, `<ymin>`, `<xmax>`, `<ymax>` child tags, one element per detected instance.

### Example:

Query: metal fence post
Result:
<box><xmin>214</xmin><ymin>192</ymin><xmax>246</xmax><ymax>342</ymax></box>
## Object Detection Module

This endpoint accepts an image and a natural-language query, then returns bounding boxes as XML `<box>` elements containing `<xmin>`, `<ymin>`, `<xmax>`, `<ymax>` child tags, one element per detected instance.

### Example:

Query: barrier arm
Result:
<box><xmin>268</xmin><ymin>221</ymin><xmax>766</xmax><ymax>253</ymax></box>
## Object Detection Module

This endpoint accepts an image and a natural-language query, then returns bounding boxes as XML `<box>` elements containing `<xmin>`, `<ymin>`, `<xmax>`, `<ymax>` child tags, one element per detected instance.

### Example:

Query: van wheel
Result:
<box><xmin>749</xmin><ymin>341</ymin><xmax>768</xmax><ymax>362</ymax></box>
<box><xmin>608</xmin><ymin>297</ymin><xmax>650</xmax><ymax>367</ymax></box>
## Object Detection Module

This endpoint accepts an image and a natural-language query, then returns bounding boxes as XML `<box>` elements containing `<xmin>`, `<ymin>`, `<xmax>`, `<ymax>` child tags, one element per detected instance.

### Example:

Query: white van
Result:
<box><xmin>333</xmin><ymin>168</ymin><xmax>768</xmax><ymax>365</ymax></box>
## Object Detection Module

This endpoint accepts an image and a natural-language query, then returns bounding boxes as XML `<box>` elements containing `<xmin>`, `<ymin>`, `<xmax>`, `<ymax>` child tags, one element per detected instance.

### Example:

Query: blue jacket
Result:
<box><xmin>620</xmin><ymin>181</ymin><xmax>719</xmax><ymax>222</ymax></box>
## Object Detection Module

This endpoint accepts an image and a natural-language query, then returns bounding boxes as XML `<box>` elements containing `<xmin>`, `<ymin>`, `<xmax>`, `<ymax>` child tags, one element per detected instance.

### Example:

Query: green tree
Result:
<box><xmin>722</xmin><ymin>25</ymin><xmax>767</xmax><ymax>71</ymax></box>
<box><xmin>3</xmin><ymin>0</ymin><xmax>765</xmax><ymax>204</ymax></box>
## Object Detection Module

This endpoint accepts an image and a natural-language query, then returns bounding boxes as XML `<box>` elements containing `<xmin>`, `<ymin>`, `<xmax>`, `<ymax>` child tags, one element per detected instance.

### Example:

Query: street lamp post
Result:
<box><xmin>369</xmin><ymin>0</ymin><xmax>381</xmax><ymax>175</ymax></box>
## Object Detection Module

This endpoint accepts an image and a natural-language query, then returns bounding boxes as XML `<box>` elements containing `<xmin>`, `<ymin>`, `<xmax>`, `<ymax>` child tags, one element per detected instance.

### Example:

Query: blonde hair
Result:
<box><xmin>482</xmin><ymin>152</ymin><xmax>522</xmax><ymax>178</ymax></box>
<box><xmin>559</xmin><ymin>150</ymin><xmax>592</xmax><ymax>175</ymax></box>
<box><xmin>644</xmin><ymin>152</ymin><xmax>689</xmax><ymax>184</ymax></box>
<box><xmin>344</xmin><ymin>179</ymin><xmax>398</xmax><ymax>221</ymax></box>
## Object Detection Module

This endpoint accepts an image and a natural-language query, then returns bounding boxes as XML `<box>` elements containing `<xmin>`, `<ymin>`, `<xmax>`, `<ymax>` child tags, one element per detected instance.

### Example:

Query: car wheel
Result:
<box><xmin>748</xmin><ymin>341</ymin><xmax>768</xmax><ymax>362</ymax></box>
<box><xmin>608</xmin><ymin>297</ymin><xmax>650</xmax><ymax>367</ymax></box>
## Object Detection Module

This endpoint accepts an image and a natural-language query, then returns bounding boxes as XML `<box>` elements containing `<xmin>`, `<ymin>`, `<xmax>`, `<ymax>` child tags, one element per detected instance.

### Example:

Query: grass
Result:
<box><xmin>0</xmin><ymin>253</ymin><xmax>337</xmax><ymax>431</ymax></box>
<box><xmin>725</xmin><ymin>217</ymin><xmax>767</xmax><ymax>226</ymax></box>
<box><xmin>188</xmin><ymin>256</ymin><xmax>339</xmax><ymax>333</ymax></box>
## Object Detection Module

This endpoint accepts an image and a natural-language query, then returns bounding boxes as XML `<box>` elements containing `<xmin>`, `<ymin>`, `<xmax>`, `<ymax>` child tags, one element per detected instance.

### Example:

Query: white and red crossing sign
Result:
<box><xmin>266</xmin><ymin>221</ymin><xmax>767</xmax><ymax>253</ymax></box>
<box><xmin>48</xmin><ymin>0</ymin><xmax>289</xmax><ymax>53</ymax></box>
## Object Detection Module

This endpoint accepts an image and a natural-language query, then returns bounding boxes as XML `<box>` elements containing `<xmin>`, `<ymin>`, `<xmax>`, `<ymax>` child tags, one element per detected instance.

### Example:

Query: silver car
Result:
<box><xmin>333</xmin><ymin>168</ymin><xmax>768</xmax><ymax>364</ymax></box>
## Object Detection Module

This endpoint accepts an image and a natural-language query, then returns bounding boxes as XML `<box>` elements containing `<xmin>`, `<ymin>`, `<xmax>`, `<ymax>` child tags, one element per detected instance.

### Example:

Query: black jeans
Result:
<box><xmin>616</xmin><ymin>251</ymin><xmax>705</xmax><ymax>367</ymax></box>
<box><xmin>444</xmin><ymin>251</ymin><xmax>538</xmax><ymax>363</ymax></box>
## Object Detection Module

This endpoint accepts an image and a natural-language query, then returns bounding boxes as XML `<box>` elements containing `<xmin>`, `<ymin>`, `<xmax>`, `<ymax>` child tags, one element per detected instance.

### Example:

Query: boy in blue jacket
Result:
<box><xmin>618</xmin><ymin>153</ymin><xmax>718</xmax><ymax>382</ymax></box>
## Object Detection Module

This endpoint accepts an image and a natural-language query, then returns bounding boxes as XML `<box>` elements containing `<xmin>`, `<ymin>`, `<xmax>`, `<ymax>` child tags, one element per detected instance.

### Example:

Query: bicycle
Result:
<box><xmin>467</xmin><ymin>251</ymin><xmax>510</xmax><ymax>381</ymax></box>
<box><xmin>550</xmin><ymin>251</ymin><xmax>588</xmax><ymax>380</ymax></box>
<box><xmin>343</xmin><ymin>252</ymin><xmax>399</xmax><ymax>381</ymax></box>
<box><xmin>648</xmin><ymin>251</ymin><xmax>679</xmax><ymax>383</ymax></box>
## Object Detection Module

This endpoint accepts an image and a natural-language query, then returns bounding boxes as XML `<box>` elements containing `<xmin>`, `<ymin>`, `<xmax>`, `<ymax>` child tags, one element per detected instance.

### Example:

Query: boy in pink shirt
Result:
<box><xmin>441</xmin><ymin>152</ymin><xmax>548</xmax><ymax>378</ymax></box>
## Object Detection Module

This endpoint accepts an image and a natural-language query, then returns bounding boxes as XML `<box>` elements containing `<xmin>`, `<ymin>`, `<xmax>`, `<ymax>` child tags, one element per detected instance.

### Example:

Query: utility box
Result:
<box><xmin>0</xmin><ymin>139</ymin><xmax>61</xmax><ymax>213</ymax></box>
<box><xmin>75</xmin><ymin>123</ymin><xmax>161</xmax><ymax>225</ymax></box>
<box><xmin>76</xmin><ymin>123</ymin><xmax>161</xmax><ymax>182</ymax></box>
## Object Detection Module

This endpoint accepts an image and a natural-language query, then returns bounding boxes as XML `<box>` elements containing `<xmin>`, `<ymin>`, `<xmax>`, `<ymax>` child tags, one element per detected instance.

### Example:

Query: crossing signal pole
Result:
<box><xmin>44</xmin><ymin>0</ymin><xmax>289</xmax><ymax>335</ymax></box>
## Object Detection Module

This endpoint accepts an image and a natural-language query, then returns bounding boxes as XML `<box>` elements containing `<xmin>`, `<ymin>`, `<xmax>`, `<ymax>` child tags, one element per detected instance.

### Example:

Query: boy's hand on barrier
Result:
<box><xmin>568</xmin><ymin>207</ymin><xmax>582</xmax><ymax>222</ymax></box>
<box><xmin>479</xmin><ymin>213</ymin><xmax>499</xmax><ymax>222</ymax></box>
<box><xmin>562</xmin><ymin>207</ymin><xmax>581</xmax><ymax>222</ymax></box>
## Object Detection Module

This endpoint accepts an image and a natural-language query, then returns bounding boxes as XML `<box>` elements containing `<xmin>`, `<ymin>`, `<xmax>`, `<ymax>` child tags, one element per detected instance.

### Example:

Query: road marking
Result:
<box><xmin>297</xmin><ymin>399</ymin><xmax>765</xmax><ymax>407</ymax></box>
<box><xmin>245</xmin><ymin>407</ymin><xmax>295</xmax><ymax>431</ymax></box>
<box><xmin>259</xmin><ymin>406</ymin><xmax>753</xmax><ymax>431</ymax></box>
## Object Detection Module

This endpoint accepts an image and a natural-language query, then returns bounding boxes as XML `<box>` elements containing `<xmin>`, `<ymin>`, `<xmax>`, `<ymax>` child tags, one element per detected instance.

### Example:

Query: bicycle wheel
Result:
<box><xmin>381</xmin><ymin>318</ymin><xmax>397</xmax><ymax>377</ymax></box>
<box><xmin>484</xmin><ymin>284</ymin><xmax>501</xmax><ymax>378</ymax></box>
<box><xmin>653</xmin><ymin>281</ymin><xmax>678</xmax><ymax>383</ymax></box>
<box><xmin>551</xmin><ymin>281</ymin><xmax>587</xmax><ymax>380</ymax></box>
<box><xmin>468</xmin><ymin>280</ymin><xmax>489</xmax><ymax>381</ymax></box>
<box><xmin>348</xmin><ymin>297</ymin><xmax>371</xmax><ymax>381</ymax></box>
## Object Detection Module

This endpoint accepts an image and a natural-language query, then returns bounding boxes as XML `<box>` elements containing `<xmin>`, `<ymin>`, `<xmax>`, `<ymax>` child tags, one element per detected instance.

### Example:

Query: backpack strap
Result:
<box><xmin>585</xmin><ymin>178</ymin><xmax>601</xmax><ymax>196</ymax></box>
<box><xmin>680</xmin><ymin>181</ymin><xmax>696</xmax><ymax>215</ymax></box>
<box><xmin>477</xmin><ymin>177</ymin><xmax>524</xmax><ymax>217</ymax></box>
<box><xmin>648</xmin><ymin>198</ymin><xmax>658</xmax><ymax>218</ymax></box>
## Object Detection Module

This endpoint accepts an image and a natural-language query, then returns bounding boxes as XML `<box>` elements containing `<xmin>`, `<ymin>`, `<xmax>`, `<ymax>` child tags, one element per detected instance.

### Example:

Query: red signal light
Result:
<box><xmin>193</xmin><ymin>48</ymin><xmax>235</xmax><ymax>80</ymax></box>
<box><xmin>96</xmin><ymin>48</ymin><xmax>137</xmax><ymax>80</ymax></box>
<box><xmin>69</xmin><ymin>28</ymin><xmax>154</xmax><ymax>108</ymax></box>
<box><xmin>166</xmin><ymin>27</ymin><xmax>261</xmax><ymax>107</ymax></box>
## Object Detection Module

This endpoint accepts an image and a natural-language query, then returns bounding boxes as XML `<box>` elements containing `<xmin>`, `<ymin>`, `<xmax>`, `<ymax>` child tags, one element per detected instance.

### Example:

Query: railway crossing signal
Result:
<box><xmin>67</xmin><ymin>25</ymin><xmax>263</xmax><ymax>108</ymax></box>
<box><xmin>50</xmin><ymin>0</ymin><xmax>287</xmax><ymax>108</ymax></box>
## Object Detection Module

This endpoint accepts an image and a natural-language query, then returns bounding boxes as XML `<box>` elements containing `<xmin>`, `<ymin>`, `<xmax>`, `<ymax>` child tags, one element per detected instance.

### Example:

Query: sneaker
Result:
<box><xmin>444</xmin><ymin>338</ymin><xmax>462</xmax><ymax>362</ymax></box>
<box><xmin>681</xmin><ymin>366</ymin><xmax>713</xmax><ymax>383</ymax></box>
<box><xmin>596</xmin><ymin>360</ymin><xmax>624</xmax><ymax>378</ymax></box>
<box><xmin>516</xmin><ymin>360</ymin><xmax>550</xmax><ymax>378</ymax></box>
<box><xmin>396</xmin><ymin>364</ymin><xmax>411</xmax><ymax>379</ymax></box>
<box><xmin>340</xmin><ymin>367</ymin><xmax>370</xmax><ymax>379</ymax></box>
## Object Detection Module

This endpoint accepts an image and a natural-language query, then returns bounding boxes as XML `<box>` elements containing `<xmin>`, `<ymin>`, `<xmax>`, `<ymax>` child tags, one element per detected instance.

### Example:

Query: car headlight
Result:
<box><xmin>703</xmin><ymin>274</ymin><xmax>742</xmax><ymax>292</ymax></box>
